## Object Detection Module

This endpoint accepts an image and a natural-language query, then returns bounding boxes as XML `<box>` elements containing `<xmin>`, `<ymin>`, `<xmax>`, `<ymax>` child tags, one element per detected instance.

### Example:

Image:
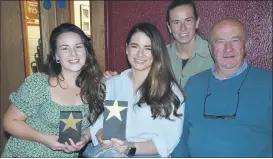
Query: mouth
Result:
<box><xmin>223</xmin><ymin>55</ymin><xmax>236</xmax><ymax>59</ymax></box>
<box><xmin>178</xmin><ymin>33</ymin><xmax>188</xmax><ymax>37</ymax></box>
<box><xmin>68</xmin><ymin>59</ymin><xmax>80</xmax><ymax>63</ymax></box>
<box><xmin>134</xmin><ymin>59</ymin><xmax>146</xmax><ymax>63</ymax></box>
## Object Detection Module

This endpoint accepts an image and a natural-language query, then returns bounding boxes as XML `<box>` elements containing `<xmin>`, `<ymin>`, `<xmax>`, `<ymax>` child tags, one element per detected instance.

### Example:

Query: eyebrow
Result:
<box><xmin>59</xmin><ymin>43</ymin><xmax>83</xmax><ymax>47</ymax></box>
<box><xmin>185</xmin><ymin>17</ymin><xmax>194</xmax><ymax>20</ymax></box>
<box><xmin>59</xmin><ymin>44</ymin><xmax>69</xmax><ymax>47</ymax></box>
<box><xmin>130</xmin><ymin>43</ymin><xmax>151</xmax><ymax>47</ymax></box>
<box><xmin>231</xmin><ymin>36</ymin><xmax>241</xmax><ymax>39</ymax></box>
<box><xmin>171</xmin><ymin>20</ymin><xmax>179</xmax><ymax>22</ymax></box>
<box><xmin>171</xmin><ymin>16</ymin><xmax>194</xmax><ymax>21</ymax></box>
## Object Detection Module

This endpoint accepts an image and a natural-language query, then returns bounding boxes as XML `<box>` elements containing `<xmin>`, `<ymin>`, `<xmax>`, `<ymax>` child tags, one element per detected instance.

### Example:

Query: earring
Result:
<box><xmin>56</xmin><ymin>59</ymin><xmax>60</xmax><ymax>63</ymax></box>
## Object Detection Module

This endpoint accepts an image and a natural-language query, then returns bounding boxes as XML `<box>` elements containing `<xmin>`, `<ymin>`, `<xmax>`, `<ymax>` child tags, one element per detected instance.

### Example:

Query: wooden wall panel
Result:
<box><xmin>39</xmin><ymin>0</ymin><xmax>71</xmax><ymax>61</ymax></box>
<box><xmin>91</xmin><ymin>1</ymin><xmax>105</xmax><ymax>72</ymax></box>
<box><xmin>0</xmin><ymin>1</ymin><xmax>25</xmax><ymax>154</ymax></box>
<box><xmin>39</xmin><ymin>0</ymin><xmax>57</xmax><ymax>61</ymax></box>
<box><xmin>56</xmin><ymin>1</ymin><xmax>70</xmax><ymax>26</ymax></box>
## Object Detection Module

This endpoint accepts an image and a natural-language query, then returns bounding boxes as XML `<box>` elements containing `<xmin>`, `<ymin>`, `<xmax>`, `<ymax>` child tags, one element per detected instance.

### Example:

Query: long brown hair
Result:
<box><xmin>42</xmin><ymin>23</ymin><xmax>105</xmax><ymax>124</ymax></box>
<box><xmin>126</xmin><ymin>23</ymin><xmax>185</xmax><ymax>120</ymax></box>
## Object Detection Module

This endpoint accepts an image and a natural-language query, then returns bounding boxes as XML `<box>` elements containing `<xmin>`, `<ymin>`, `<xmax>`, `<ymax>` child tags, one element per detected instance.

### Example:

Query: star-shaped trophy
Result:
<box><xmin>102</xmin><ymin>100</ymin><xmax>128</xmax><ymax>140</ymax></box>
<box><xmin>58</xmin><ymin>111</ymin><xmax>82</xmax><ymax>144</ymax></box>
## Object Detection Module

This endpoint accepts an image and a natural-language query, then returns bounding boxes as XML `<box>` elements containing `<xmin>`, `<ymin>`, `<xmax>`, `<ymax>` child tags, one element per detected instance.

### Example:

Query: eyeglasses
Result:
<box><xmin>203</xmin><ymin>89</ymin><xmax>240</xmax><ymax>119</ymax></box>
<box><xmin>203</xmin><ymin>66</ymin><xmax>251</xmax><ymax>119</ymax></box>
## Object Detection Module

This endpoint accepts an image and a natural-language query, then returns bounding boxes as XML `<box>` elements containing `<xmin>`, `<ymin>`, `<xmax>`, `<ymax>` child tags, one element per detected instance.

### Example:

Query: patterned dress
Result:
<box><xmin>1</xmin><ymin>73</ymin><xmax>90</xmax><ymax>157</ymax></box>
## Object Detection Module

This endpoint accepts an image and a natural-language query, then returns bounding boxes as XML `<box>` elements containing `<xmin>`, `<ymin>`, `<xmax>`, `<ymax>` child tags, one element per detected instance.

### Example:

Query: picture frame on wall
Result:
<box><xmin>25</xmin><ymin>0</ymin><xmax>39</xmax><ymax>26</ymax></box>
<box><xmin>80</xmin><ymin>4</ymin><xmax>91</xmax><ymax>36</ymax></box>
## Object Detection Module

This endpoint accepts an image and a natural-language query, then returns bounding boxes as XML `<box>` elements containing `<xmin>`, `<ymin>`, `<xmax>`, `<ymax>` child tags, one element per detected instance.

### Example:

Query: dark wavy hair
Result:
<box><xmin>41</xmin><ymin>23</ymin><xmax>105</xmax><ymax>124</ymax></box>
<box><xmin>126</xmin><ymin>22</ymin><xmax>185</xmax><ymax>120</ymax></box>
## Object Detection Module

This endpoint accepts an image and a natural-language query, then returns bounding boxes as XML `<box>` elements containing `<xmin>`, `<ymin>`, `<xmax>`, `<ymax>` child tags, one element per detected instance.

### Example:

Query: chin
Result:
<box><xmin>133</xmin><ymin>66</ymin><xmax>151</xmax><ymax>72</ymax></box>
<box><xmin>69</xmin><ymin>67</ymin><xmax>84</xmax><ymax>72</ymax></box>
<box><xmin>176</xmin><ymin>38</ymin><xmax>192</xmax><ymax>44</ymax></box>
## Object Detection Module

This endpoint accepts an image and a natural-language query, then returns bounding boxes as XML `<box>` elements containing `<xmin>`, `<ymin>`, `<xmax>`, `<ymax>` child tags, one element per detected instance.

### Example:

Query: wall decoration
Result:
<box><xmin>80</xmin><ymin>4</ymin><xmax>91</xmax><ymax>36</ymax></box>
<box><xmin>25</xmin><ymin>0</ymin><xmax>39</xmax><ymax>26</ymax></box>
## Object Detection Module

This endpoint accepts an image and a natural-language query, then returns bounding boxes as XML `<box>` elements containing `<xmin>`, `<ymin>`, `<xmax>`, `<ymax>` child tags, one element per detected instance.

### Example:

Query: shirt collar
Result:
<box><xmin>211</xmin><ymin>60</ymin><xmax>248</xmax><ymax>80</ymax></box>
<box><xmin>170</xmin><ymin>35</ymin><xmax>211</xmax><ymax>60</ymax></box>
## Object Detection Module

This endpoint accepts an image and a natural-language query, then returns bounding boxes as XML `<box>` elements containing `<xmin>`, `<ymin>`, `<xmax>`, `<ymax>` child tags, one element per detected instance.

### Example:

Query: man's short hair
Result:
<box><xmin>166</xmin><ymin>0</ymin><xmax>198</xmax><ymax>24</ymax></box>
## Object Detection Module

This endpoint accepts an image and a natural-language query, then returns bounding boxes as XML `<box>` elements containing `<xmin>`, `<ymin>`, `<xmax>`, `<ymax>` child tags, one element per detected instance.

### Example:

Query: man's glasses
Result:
<box><xmin>203</xmin><ymin>66</ymin><xmax>251</xmax><ymax>119</ymax></box>
<box><xmin>203</xmin><ymin>89</ymin><xmax>240</xmax><ymax>119</ymax></box>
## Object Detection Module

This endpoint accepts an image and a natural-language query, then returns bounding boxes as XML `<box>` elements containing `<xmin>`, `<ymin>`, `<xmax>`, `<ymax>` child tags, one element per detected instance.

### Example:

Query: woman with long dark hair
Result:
<box><xmin>1</xmin><ymin>23</ymin><xmax>105</xmax><ymax>157</ymax></box>
<box><xmin>85</xmin><ymin>22</ymin><xmax>185</xmax><ymax>157</ymax></box>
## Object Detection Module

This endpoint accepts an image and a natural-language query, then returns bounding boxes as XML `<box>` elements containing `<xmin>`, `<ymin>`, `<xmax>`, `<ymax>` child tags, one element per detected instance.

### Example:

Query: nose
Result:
<box><xmin>70</xmin><ymin>48</ymin><xmax>77</xmax><ymax>56</ymax></box>
<box><xmin>180</xmin><ymin>22</ymin><xmax>186</xmax><ymax>31</ymax></box>
<box><xmin>224</xmin><ymin>41</ymin><xmax>233</xmax><ymax>52</ymax></box>
<box><xmin>137</xmin><ymin>48</ymin><xmax>145</xmax><ymax>57</ymax></box>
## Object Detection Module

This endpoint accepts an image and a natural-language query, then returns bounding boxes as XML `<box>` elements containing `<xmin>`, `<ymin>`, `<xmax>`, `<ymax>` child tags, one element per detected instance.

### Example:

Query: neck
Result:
<box><xmin>214</xmin><ymin>63</ymin><xmax>243</xmax><ymax>80</ymax></box>
<box><xmin>175</xmin><ymin>36</ymin><xmax>196</xmax><ymax>59</ymax></box>
<box><xmin>130</xmin><ymin>69</ymin><xmax>149</xmax><ymax>92</ymax></box>
<box><xmin>60</xmin><ymin>69</ymin><xmax>80</xmax><ymax>88</ymax></box>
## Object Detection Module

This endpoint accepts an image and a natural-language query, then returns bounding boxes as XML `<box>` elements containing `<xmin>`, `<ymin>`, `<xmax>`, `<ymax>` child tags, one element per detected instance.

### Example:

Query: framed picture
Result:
<box><xmin>25</xmin><ymin>0</ymin><xmax>39</xmax><ymax>26</ymax></box>
<box><xmin>80</xmin><ymin>4</ymin><xmax>91</xmax><ymax>36</ymax></box>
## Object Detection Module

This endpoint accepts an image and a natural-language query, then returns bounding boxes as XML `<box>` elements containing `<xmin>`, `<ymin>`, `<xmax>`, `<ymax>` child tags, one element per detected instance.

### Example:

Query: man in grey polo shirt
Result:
<box><xmin>166</xmin><ymin>0</ymin><xmax>213</xmax><ymax>87</ymax></box>
<box><xmin>103</xmin><ymin>0</ymin><xmax>213</xmax><ymax>87</ymax></box>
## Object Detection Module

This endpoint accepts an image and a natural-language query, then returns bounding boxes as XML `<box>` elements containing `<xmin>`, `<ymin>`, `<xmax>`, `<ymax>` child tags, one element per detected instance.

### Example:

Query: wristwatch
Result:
<box><xmin>127</xmin><ymin>142</ymin><xmax>136</xmax><ymax>157</ymax></box>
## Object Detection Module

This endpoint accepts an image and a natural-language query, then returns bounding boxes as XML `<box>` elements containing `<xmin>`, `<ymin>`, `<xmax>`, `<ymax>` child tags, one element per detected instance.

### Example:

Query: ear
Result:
<box><xmin>55</xmin><ymin>55</ymin><xmax>60</xmax><ymax>61</ymax></box>
<box><xmin>243</xmin><ymin>39</ymin><xmax>249</xmax><ymax>57</ymax></box>
<box><xmin>244</xmin><ymin>39</ymin><xmax>249</xmax><ymax>49</ymax></box>
<box><xmin>167</xmin><ymin>22</ymin><xmax>172</xmax><ymax>34</ymax></box>
<box><xmin>125</xmin><ymin>44</ymin><xmax>129</xmax><ymax>55</ymax></box>
<box><xmin>196</xmin><ymin>18</ymin><xmax>200</xmax><ymax>29</ymax></box>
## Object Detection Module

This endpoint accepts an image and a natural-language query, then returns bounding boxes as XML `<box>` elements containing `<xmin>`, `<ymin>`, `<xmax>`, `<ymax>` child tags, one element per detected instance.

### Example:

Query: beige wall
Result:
<box><xmin>0</xmin><ymin>1</ymin><xmax>26</xmax><ymax>154</ymax></box>
<box><xmin>27</xmin><ymin>26</ymin><xmax>40</xmax><ymax>74</ymax></box>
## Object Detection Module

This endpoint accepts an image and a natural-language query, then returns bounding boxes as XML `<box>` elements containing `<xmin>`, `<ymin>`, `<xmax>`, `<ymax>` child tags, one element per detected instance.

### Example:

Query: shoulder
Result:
<box><xmin>9</xmin><ymin>73</ymin><xmax>49</xmax><ymax>116</ymax></box>
<box><xmin>166</xmin><ymin>43</ymin><xmax>171</xmax><ymax>49</ymax></box>
<box><xmin>249</xmin><ymin>66</ymin><xmax>272</xmax><ymax>84</ymax></box>
<box><xmin>166</xmin><ymin>42</ymin><xmax>175</xmax><ymax>55</ymax></box>
<box><xmin>14</xmin><ymin>72</ymin><xmax>48</xmax><ymax>93</ymax></box>
<box><xmin>195</xmin><ymin>35</ymin><xmax>212</xmax><ymax>57</ymax></box>
<box><xmin>196</xmin><ymin>35</ymin><xmax>209</xmax><ymax>47</ymax></box>
<box><xmin>105</xmin><ymin>69</ymin><xmax>131</xmax><ymax>87</ymax></box>
<box><xmin>188</xmin><ymin>69</ymin><xmax>211</xmax><ymax>83</ymax></box>
<box><xmin>250</xmin><ymin>66</ymin><xmax>272</xmax><ymax>76</ymax></box>
<box><xmin>185</xmin><ymin>69</ymin><xmax>211</xmax><ymax>90</ymax></box>
<box><xmin>22</xmin><ymin>72</ymin><xmax>48</xmax><ymax>87</ymax></box>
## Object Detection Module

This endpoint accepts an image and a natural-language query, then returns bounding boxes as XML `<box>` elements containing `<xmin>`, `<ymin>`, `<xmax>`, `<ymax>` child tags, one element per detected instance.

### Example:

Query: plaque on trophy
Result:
<box><xmin>102</xmin><ymin>100</ymin><xmax>128</xmax><ymax>140</ymax></box>
<box><xmin>58</xmin><ymin>111</ymin><xmax>82</xmax><ymax>144</ymax></box>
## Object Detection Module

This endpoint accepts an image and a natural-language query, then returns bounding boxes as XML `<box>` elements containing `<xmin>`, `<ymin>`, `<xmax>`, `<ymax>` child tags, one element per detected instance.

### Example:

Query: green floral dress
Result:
<box><xmin>1</xmin><ymin>73</ymin><xmax>90</xmax><ymax>158</ymax></box>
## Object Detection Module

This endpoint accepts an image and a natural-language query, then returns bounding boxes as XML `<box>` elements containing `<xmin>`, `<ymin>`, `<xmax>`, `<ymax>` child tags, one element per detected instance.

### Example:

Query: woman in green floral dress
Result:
<box><xmin>1</xmin><ymin>23</ymin><xmax>105</xmax><ymax>157</ymax></box>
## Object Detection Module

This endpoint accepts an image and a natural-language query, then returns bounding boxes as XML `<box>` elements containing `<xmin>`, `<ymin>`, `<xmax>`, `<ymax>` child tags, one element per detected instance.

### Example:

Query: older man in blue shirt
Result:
<box><xmin>172</xmin><ymin>18</ymin><xmax>272</xmax><ymax>157</ymax></box>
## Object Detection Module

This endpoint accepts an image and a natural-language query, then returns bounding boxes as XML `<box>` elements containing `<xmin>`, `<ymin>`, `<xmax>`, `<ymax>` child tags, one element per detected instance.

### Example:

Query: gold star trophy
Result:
<box><xmin>102</xmin><ymin>100</ymin><xmax>128</xmax><ymax>140</ymax></box>
<box><xmin>93</xmin><ymin>100</ymin><xmax>128</xmax><ymax>157</ymax></box>
<box><xmin>58</xmin><ymin>111</ymin><xmax>82</xmax><ymax>144</ymax></box>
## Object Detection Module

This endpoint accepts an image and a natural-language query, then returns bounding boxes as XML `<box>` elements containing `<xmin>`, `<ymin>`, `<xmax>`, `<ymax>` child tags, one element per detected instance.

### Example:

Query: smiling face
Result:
<box><xmin>209</xmin><ymin>19</ymin><xmax>247</xmax><ymax>71</ymax></box>
<box><xmin>126</xmin><ymin>31</ymin><xmax>153</xmax><ymax>73</ymax></box>
<box><xmin>55</xmin><ymin>32</ymin><xmax>86</xmax><ymax>74</ymax></box>
<box><xmin>167</xmin><ymin>5</ymin><xmax>199</xmax><ymax>45</ymax></box>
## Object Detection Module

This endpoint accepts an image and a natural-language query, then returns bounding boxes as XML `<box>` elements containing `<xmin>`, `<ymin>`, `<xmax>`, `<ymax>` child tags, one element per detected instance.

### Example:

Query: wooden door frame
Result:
<box><xmin>20</xmin><ymin>1</ymin><xmax>30</xmax><ymax>76</ymax></box>
<box><xmin>90</xmin><ymin>1</ymin><xmax>105</xmax><ymax>72</ymax></box>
